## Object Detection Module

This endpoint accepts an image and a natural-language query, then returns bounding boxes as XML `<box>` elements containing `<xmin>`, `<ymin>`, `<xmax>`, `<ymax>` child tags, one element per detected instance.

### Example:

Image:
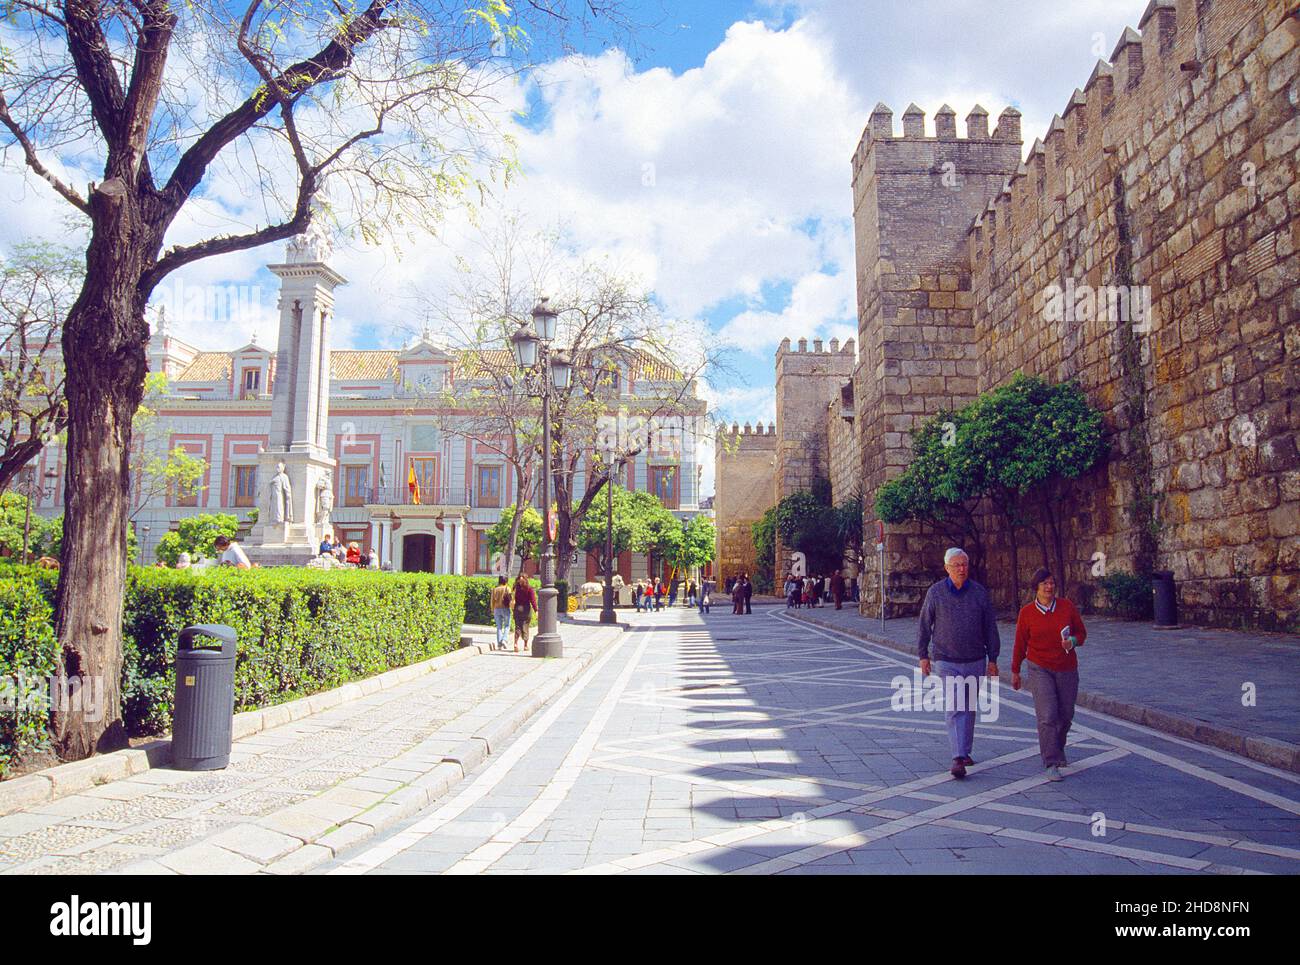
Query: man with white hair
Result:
<box><xmin>917</xmin><ymin>547</ymin><xmax>1001</xmax><ymax>779</ymax></box>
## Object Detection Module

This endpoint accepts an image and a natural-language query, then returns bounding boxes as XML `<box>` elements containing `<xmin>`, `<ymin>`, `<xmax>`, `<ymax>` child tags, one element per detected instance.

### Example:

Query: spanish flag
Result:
<box><xmin>408</xmin><ymin>464</ymin><xmax>420</xmax><ymax>505</ymax></box>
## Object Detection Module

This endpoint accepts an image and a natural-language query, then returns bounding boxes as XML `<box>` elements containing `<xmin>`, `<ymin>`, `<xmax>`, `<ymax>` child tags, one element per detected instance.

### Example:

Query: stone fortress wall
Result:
<box><xmin>773</xmin><ymin>337</ymin><xmax>857</xmax><ymax>574</ymax></box>
<box><xmin>853</xmin><ymin>0</ymin><xmax>1298</xmax><ymax>629</ymax></box>
<box><xmin>713</xmin><ymin>421</ymin><xmax>777</xmax><ymax>585</ymax></box>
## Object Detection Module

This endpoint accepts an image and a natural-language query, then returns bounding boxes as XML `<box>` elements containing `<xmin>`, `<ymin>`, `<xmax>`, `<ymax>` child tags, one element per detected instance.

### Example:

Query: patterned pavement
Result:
<box><xmin>327</xmin><ymin>605</ymin><xmax>1300</xmax><ymax>875</ymax></box>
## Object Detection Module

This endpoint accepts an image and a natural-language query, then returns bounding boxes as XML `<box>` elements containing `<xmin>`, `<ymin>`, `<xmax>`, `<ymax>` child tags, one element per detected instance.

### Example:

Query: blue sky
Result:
<box><xmin>0</xmin><ymin>0</ymin><xmax>1155</xmax><ymax>494</ymax></box>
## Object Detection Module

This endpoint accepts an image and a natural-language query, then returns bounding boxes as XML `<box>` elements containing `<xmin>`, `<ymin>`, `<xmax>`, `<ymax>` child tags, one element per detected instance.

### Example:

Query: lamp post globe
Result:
<box><xmin>510</xmin><ymin>319</ymin><xmax>538</xmax><ymax>369</ymax></box>
<box><xmin>531</xmin><ymin>296</ymin><xmax>558</xmax><ymax>342</ymax></box>
<box><xmin>550</xmin><ymin>349</ymin><xmax>573</xmax><ymax>391</ymax></box>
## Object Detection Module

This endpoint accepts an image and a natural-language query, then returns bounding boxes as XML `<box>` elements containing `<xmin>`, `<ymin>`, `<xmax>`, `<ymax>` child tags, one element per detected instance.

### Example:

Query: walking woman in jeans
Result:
<box><xmin>1012</xmin><ymin>567</ymin><xmax>1086</xmax><ymax>781</ymax></box>
<box><xmin>490</xmin><ymin>575</ymin><xmax>512</xmax><ymax>651</ymax></box>
<box><xmin>512</xmin><ymin>574</ymin><xmax>537</xmax><ymax>653</ymax></box>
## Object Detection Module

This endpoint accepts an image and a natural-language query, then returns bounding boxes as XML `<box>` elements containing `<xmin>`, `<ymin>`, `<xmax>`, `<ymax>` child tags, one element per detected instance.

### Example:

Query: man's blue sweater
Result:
<box><xmin>916</xmin><ymin>577</ymin><xmax>1001</xmax><ymax>663</ymax></box>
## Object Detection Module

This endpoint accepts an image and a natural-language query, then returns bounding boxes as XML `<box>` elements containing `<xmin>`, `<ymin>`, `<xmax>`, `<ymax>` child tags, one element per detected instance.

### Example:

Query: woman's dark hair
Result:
<box><xmin>1028</xmin><ymin>567</ymin><xmax>1053</xmax><ymax>593</ymax></box>
<box><xmin>498</xmin><ymin>575</ymin><xmax>508</xmax><ymax>585</ymax></box>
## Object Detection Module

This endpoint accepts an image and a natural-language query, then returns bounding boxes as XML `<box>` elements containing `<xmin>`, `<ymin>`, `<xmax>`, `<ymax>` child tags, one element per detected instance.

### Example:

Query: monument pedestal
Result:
<box><xmin>245</xmin><ymin>448</ymin><xmax>336</xmax><ymax>567</ymax></box>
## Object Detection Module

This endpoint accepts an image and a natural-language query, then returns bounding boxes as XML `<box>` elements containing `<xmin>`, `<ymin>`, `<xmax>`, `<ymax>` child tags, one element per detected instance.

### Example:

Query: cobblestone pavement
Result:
<box><xmin>784</xmin><ymin>604</ymin><xmax>1300</xmax><ymax>747</ymax></box>
<box><xmin>0</xmin><ymin>622</ymin><xmax>621</xmax><ymax>875</ymax></box>
<box><xmin>327</xmin><ymin>606</ymin><xmax>1300</xmax><ymax>875</ymax></box>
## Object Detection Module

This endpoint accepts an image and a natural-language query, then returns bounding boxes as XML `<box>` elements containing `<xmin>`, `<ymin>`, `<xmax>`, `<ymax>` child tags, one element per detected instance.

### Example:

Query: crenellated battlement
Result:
<box><xmin>850</xmin><ymin>101</ymin><xmax>1023</xmax><ymax>187</ymax></box>
<box><xmin>776</xmin><ymin>336</ymin><xmax>856</xmax><ymax>357</ymax></box>
<box><xmin>964</xmin><ymin>0</ymin><xmax>1272</xmax><ymax>269</ymax></box>
<box><xmin>718</xmin><ymin>421</ymin><xmax>777</xmax><ymax>441</ymax></box>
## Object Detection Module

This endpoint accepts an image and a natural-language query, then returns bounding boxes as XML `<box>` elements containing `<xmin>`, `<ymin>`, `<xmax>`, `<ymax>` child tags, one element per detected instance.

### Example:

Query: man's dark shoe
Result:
<box><xmin>959</xmin><ymin>755</ymin><xmax>975</xmax><ymax>767</ymax></box>
<box><xmin>950</xmin><ymin>759</ymin><xmax>967</xmax><ymax>780</ymax></box>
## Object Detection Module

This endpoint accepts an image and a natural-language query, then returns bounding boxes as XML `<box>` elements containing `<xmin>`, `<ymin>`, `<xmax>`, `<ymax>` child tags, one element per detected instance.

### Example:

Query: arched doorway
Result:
<box><xmin>402</xmin><ymin>533</ymin><xmax>437</xmax><ymax>572</ymax></box>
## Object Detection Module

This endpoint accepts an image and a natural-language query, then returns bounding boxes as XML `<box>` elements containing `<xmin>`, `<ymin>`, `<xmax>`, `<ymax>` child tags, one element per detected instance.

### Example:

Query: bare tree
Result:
<box><xmin>0</xmin><ymin>1</ymin><xmax>633</xmax><ymax>760</ymax></box>
<box><xmin>0</xmin><ymin>241</ymin><xmax>81</xmax><ymax>493</ymax></box>
<box><xmin>412</xmin><ymin>218</ymin><xmax>722</xmax><ymax>586</ymax></box>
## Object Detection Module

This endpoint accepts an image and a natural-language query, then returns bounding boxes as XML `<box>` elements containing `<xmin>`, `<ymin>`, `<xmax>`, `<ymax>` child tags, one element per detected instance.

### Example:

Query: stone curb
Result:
<box><xmin>785</xmin><ymin>610</ymin><xmax>1300</xmax><ymax>775</ymax></box>
<box><xmin>0</xmin><ymin>627</ymin><xmax>496</xmax><ymax>819</ymax></box>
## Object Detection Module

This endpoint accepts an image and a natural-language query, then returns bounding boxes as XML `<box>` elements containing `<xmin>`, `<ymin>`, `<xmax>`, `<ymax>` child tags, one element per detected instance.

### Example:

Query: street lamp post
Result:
<box><xmin>511</xmin><ymin>297</ymin><xmax>574</xmax><ymax>658</ymax></box>
<box><xmin>19</xmin><ymin>467</ymin><xmax>59</xmax><ymax>563</ymax></box>
<box><xmin>600</xmin><ymin>448</ymin><xmax>619</xmax><ymax>624</ymax></box>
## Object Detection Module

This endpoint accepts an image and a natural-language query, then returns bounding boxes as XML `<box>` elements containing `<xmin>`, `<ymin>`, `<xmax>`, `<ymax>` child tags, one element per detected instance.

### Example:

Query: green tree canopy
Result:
<box><xmin>875</xmin><ymin>373</ymin><xmax>1107</xmax><ymax>587</ymax></box>
<box><xmin>486</xmin><ymin>505</ymin><xmax>543</xmax><ymax>571</ymax></box>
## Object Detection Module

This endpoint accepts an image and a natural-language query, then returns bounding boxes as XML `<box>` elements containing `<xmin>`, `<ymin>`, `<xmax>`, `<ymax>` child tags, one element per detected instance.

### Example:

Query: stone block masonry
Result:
<box><xmin>714</xmin><ymin>422</ymin><xmax>776</xmax><ymax>585</ymax></box>
<box><xmin>774</xmin><ymin>337</ymin><xmax>856</xmax><ymax>571</ymax></box>
<box><xmin>853</xmin><ymin>0</ymin><xmax>1299</xmax><ymax>629</ymax></box>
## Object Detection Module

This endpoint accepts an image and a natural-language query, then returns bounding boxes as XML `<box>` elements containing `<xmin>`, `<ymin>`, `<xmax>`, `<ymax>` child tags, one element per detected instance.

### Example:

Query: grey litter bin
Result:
<box><xmin>1152</xmin><ymin>570</ymin><xmax>1179</xmax><ymax>629</ymax></box>
<box><xmin>172</xmin><ymin>624</ymin><xmax>238</xmax><ymax>770</ymax></box>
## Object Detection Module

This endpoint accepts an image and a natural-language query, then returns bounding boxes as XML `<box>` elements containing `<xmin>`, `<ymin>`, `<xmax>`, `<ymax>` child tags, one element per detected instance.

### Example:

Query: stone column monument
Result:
<box><xmin>246</xmin><ymin>220</ymin><xmax>344</xmax><ymax>565</ymax></box>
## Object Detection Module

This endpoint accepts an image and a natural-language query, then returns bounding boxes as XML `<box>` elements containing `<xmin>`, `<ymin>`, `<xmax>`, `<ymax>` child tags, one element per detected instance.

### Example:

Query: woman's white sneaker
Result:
<box><xmin>1046</xmin><ymin>765</ymin><xmax>1064</xmax><ymax>782</ymax></box>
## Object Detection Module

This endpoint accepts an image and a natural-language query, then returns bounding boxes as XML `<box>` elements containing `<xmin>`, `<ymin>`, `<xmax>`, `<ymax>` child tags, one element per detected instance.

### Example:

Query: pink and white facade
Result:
<box><xmin>30</xmin><ymin>248</ymin><xmax>707</xmax><ymax>578</ymax></box>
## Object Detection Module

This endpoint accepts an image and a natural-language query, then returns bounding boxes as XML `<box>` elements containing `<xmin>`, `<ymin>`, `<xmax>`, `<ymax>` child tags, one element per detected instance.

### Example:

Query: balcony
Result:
<box><xmin>356</xmin><ymin>485</ymin><xmax>478</xmax><ymax>508</ymax></box>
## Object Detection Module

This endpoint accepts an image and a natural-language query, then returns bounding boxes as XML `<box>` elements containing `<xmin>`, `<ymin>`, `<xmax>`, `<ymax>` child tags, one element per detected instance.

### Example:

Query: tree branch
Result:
<box><xmin>0</xmin><ymin>91</ymin><xmax>90</xmax><ymax>213</ymax></box>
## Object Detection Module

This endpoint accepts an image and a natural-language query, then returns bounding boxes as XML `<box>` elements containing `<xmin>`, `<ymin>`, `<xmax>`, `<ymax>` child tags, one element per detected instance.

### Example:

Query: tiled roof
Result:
<box><xmin>332</xmin><ymin>350</ymin><xmax>397</xmax><ymax>381</ymax></box>
<box><xmin>172</xmin><ymin>346</ymin><xmax>684</xmax><ymax>385</ymax></box>
<box><xmin>175</xmin><ymin>352</ymin><xmax>231</xmax><ymax>382</ymax></box>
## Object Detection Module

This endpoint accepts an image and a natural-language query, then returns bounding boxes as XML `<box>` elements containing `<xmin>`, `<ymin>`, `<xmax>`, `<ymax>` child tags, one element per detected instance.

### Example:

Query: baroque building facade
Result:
<box><xmin>27</xmin><ymin>243</ymin><xmax>709</xmax><ymax>579</ymax></box>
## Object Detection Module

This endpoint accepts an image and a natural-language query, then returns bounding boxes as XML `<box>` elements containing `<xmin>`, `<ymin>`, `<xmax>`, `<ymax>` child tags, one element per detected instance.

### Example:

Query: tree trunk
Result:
<box><xmin>50</xmin><ymin>209</ymin><xmax>152</xmax><ymax>760</ymax></box>
<box><xmin>1004</xmin><ymin>508</ymin><xmax>1021</xmax><ymax>611</ymax></box>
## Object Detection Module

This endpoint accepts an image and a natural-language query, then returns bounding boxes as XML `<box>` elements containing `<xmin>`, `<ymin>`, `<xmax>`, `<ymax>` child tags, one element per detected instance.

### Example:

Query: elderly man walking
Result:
<box><xmin>917</xmin><ymin>548</ymin><xmax>1001</xmax><ymax>780</ymax></box>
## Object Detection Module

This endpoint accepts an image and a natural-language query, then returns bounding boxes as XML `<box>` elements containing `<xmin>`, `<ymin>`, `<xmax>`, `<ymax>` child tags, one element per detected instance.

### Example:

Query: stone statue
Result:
<box><xmin>269</xmin><ymin>462</ymin><xmax>293</xmax><ymax>524</ymax></box>
<box><xmin>286</xmin><ymin>203</ymin><xmax>333</xmax><ymax>264</ymax></box>
<box><xmin>315</xmin><ymin>472</ymin><xmax>334</xmax><ymax>536</ymax></box>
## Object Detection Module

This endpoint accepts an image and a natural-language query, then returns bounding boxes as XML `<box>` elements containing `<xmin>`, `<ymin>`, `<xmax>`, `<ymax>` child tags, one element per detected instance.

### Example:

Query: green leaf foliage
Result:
<box><xmin>0</xmin><ymin>567</ymin><xmax>472</xmax><ymax>775</ymax></box>
<box><xmin>154</xmin><ymin>513</ymin><xmax>239</xmax><ymax>565</ymax></box>
<box><xmin>485</xmin><ymin>505</ymin><xmax>542</xmax><ymax>565</ymax></box>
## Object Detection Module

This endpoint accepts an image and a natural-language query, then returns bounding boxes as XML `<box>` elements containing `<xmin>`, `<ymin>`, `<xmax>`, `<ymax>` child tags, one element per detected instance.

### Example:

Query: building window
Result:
<box><xmin>649</xmin><ymin>466</ymin><xmax>678</xmax><ymax>509</ymax></box>
<box><xmin>241</xmin><ymin>368</ymin><xmax>261</xmax><ymax>398</ymax></box>
<box><xmin>477</xmin><ymin>465</ymin><xmax>502</xmax><ymax>508</ymax></box>
<box><xmin>343</xmin><ymin>465</ymin><xmax>370</xmax><ymax>507</ymax></box>
<box><xmin>409</xmin><ymin>457</ymin><xmax>438</xmax><ymax>503</ymax></box>
<box><xmin>233</xmin><ymin>465</ymin><xmax>257</xmax><ymax>507</ymax></box>
<box><xmin>476</xmin><ymin>535</ymin><xmax>491</xmax><ymax>574</ymax></box>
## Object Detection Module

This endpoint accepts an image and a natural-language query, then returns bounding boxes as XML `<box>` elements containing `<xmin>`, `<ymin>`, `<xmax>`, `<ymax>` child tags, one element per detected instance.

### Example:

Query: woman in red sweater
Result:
<box><xmin>1012</xmin><ymin>567</ymin><xmax>1086</xmax><ymax>781</ymax></box>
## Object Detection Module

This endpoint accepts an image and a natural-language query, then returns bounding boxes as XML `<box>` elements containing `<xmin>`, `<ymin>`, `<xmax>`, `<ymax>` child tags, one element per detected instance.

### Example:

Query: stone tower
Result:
<box><xmin>773</xmin><ymin>336</ymin><xmax>856</xmax><ymax>574</ymax></box>
<box><xmin>851</xmin><ymin>102</ymin><xmax>1022</xmax><ymax>612</ymax></box>
<box><xmin>714</xmin><ymin>421</ymin><xmax>777</xmax><ymax>586</ymax></box>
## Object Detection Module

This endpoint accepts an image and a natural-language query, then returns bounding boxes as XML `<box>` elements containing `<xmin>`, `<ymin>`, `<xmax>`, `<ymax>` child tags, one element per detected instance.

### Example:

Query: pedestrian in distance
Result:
<box><xmin>490</xmin><ymin>575</ymin><xmax>513</xmax><ymax>651</ymax></box>
<box><xmin>512</xmin><ymin>574</ymin><xmax>537</xmax><ymax>653</ymax></box>
<box><xmin>831</xmin><ymin>569</ymin><xmax>845</xmax><ymax>610</ymax></box>
<box><xmin>917</xmin><ymin>547</ymin><xmax>1001</xmax><ymax>780</ymax></box>
<box><xmin>731</xmin><ymin>577</ymin><xmax>744</xmax><ymax>614</ymax></box>
<box><xmin>1013</xmin><ymin>568</ymin><xmax>1086</xmax><ymax>782</ymax></box>
<box><xmin>742</xmin><ymin>573</ymin><xmax>753</xmax><ymax>614</ymax></box>
<box><xmin>213</xmin><ymin>535</ymin><xmax>251</xmax><ymax>570</ymax></box>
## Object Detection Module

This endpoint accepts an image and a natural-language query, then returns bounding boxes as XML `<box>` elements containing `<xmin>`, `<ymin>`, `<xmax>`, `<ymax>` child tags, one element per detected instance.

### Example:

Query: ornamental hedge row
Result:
<box><xmin>0</xmin><ymin>566</ymin><xmax>469</xmax><ymax>778</ymax></box>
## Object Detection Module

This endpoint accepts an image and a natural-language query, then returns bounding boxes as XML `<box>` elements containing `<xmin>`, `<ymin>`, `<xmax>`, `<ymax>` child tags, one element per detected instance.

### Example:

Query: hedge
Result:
<box><xmin>0</xmin><ymin>576</ymin><xmax>58</xmax><ymax>776</ymax></box>
<box><xmin>1</xmin><ymin>566</ymin><xmax>468</xmax><ymax>778</ymax></box>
